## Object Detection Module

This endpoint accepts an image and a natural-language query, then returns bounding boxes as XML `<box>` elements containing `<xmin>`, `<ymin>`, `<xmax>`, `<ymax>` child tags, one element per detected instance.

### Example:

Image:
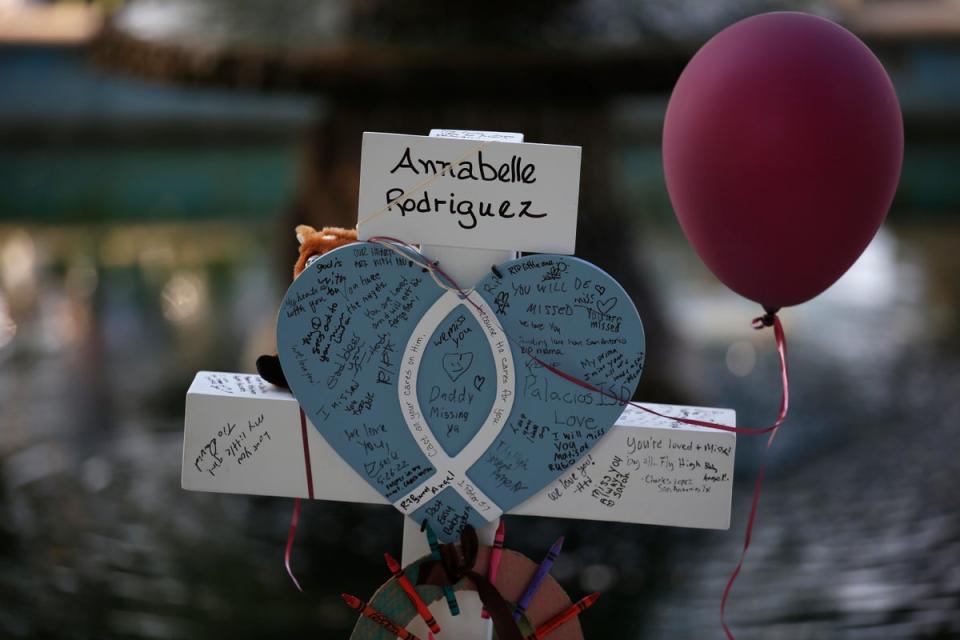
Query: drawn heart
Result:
<box><xmin>277</xmin><ymin>243</ymin><xmax>645</xmax><ymax>541</ymax></box>
<box><xmin>442</xmin><ymin>352</ymin><xmax>474</xmax><ymax>382</ymax></box>
<box><xmin>597</xmin><ymin>296</ymin><xmax>618</xmax><ymax>315</ymax></box>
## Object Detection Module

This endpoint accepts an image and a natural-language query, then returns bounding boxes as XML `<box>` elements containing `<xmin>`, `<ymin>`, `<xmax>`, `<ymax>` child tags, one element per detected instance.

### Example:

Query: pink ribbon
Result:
<box><xmin>285</xmin><ymin>407</ymin><xmax>314</xmax><ymax>591</ymax></box>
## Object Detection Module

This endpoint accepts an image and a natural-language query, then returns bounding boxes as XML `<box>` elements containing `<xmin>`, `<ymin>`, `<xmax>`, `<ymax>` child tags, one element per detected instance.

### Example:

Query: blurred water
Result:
<box><xmin>0</xmin><ymin>220</ymin><xmax>958</xmax><ymax>639</ymax></box>
<box><xmin>639</xmin><ymin>227</ymin><xmax>960</xmax><ymax>639</ymax></box>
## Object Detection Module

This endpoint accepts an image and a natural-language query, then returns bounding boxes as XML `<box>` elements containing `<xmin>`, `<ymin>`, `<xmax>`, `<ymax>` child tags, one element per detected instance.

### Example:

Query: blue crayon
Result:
<box><xmin>513</xmin><ymin>536</ymin><xmax>564</xmax><ymax>622</ymax></box>
<box><xmin>424</xmin><ymin>523</ymin><xmax>460</xmax><ymax>616</ymax></box>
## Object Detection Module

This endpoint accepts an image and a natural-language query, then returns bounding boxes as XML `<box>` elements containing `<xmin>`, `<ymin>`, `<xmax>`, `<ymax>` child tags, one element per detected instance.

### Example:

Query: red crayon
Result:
<box><xmin>341</xmin><ymin>593</ymin><xmax>421</xmax><ymax>640</ymax></box>
<box><xmin>528</xmin><ymin>592</ymin><xmax>601</xmax><ymax>639</ymax></box>
<box><xmin>482</xmin><ymin>519</ymin><xmax>506</xmax><ymax>619</ymax></box>
<box><xmin>385</xmin><ymin>552</ymin><xmax>441</xmax><ymax>633</ymax></box>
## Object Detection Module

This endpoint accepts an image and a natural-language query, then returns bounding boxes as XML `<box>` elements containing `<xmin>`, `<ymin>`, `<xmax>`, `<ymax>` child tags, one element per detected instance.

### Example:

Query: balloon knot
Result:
<box><xmin>752</xmin><ymin>307</ymin><xmax>780</xmax><ymax>330</ymax></box>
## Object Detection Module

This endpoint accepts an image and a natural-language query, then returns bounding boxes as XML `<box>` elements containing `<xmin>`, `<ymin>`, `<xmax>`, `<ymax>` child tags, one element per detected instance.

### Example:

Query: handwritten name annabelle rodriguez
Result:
<box><xmin>384</xmin><ymin>146</ymin><xmax>548</xmax><ymax>230</ymax></box>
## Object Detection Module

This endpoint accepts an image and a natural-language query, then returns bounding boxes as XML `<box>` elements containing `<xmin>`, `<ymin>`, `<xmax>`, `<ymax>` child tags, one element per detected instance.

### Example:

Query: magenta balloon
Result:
<box><xmin>663</xmin><ymin>12</ymin><xmax>903</xmax><ymax>308</ymax></box>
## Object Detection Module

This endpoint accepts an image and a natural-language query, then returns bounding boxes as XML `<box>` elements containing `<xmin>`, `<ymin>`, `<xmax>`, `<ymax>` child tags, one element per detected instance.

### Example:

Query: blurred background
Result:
<box><xmin>1</xmin><ymin>0</ymin><xmax>959</xmax><ymax>638</ymax></box>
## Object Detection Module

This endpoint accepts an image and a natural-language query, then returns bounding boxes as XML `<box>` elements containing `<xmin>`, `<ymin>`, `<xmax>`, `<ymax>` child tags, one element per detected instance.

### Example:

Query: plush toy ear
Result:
<box><xmin>295</xmin><ymin>225</ymin><xmax>316</xmax><ymax>245</ymax></box>
<box><xmin>256</xmin><ymin>354</ymin><xmax>288</xmax><ymax>389</ymax></box>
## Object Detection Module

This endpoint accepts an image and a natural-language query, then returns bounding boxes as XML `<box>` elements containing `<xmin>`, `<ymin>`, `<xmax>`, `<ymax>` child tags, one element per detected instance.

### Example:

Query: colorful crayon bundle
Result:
<box><xmin>509</xmin><ymin>530</ymin><xmax>600</xmax><ymax>638</ymax></box>
<box><xmin>338</xmin><ymin>523</ymin><xmax>601</xmax><ymax>639</ymax></box>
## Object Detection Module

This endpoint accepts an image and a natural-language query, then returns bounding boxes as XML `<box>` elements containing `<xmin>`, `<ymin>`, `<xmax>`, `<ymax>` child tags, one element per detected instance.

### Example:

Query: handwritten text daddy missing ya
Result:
<box><xmin>384</xmin><ymin>146</ymin><xmax>547</xmax><ymax>230</ymax></box>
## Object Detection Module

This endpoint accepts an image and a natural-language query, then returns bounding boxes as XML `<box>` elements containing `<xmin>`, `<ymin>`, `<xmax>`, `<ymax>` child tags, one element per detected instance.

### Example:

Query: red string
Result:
<box><xmin>285</xmin><ymin>497</ymin><xmax>303</xmax><ymax>592</ymax></box>
<box><xmin>285</xmin><ymin>408</ymin><xmax>315</xmax><ymax>592</ymax></box>
<box><xmin>300</xmin><ymin>407</ymin><xmax>315</xmax><ymax>499</ymax></box>
<box><xmin>720</xmin><ymin>315</ymin><xmax>787</xmax><ymax>640</ymax></box>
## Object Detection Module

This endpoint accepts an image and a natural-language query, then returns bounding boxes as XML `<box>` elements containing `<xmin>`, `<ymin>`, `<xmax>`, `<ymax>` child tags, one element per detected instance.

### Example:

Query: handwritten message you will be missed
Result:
<box><xmin>357</xmin><ymin>132</ymin><xmax>582</xmax><ymax>255</ymax></box>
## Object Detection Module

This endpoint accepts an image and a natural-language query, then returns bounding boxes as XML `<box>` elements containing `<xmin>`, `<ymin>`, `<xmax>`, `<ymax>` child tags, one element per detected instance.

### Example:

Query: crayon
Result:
<box><xmin>341</xmin><ymin>593</ymin><xmax>421</xmax><ymax>640</ymax></box>
<box><xmin>424</xmin><ymin>523</ymin><xmax>460</xmax><ymax>616</ymax></box>
<box><xmin>481</xmin><ymin>519</ymin><xmax>506</xmax><ymax>619</ymax></box>
<box><xmin>513</xmin><ymin>536</ymin><xmax>564</xmax><ymax>622</ymax></box>
<box><xmin>385</xmin><ymin>552</ymin><xmax>441</xmax><ymax>633</ymax></box>
<box><xmin>528</xmin><ymin>592</ymin><xmax>600</xmax><ymax>639</ymax></box>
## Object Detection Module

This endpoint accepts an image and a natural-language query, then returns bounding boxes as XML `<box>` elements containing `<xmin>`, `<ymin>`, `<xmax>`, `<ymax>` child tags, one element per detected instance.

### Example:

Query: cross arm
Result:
<box><xmin>183</xmin><ymin>372</ymin><xmax>736</xmax><ymax>531</ymax></box>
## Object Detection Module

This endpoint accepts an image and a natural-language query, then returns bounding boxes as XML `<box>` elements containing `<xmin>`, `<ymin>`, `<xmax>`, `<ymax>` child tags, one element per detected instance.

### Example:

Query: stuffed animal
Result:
<box><xmin>256</xmin><ymin>225</ymin><xmax>358</xmax><ymax>388</ymax></box>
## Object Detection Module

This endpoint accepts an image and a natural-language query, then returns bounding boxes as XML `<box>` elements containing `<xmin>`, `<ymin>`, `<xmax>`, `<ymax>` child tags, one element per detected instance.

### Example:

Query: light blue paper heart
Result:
<box><xmin>277</xmin><ymin>242</ymin><xmax>644</xmax><ymax>541</ymax></box>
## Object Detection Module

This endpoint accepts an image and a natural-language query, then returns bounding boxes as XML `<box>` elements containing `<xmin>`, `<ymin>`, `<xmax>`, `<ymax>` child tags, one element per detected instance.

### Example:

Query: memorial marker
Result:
<box><xmin>182</xmin><ymin>130</ymin><xmax>736</xmax><ymax>640</ymax></box>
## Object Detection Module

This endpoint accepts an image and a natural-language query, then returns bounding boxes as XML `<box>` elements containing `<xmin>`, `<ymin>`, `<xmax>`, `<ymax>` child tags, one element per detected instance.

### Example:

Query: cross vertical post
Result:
<box><xmin>379</xmin><ymin>129</ymin><xmax>527</xmax><ymax>640</ymax></box>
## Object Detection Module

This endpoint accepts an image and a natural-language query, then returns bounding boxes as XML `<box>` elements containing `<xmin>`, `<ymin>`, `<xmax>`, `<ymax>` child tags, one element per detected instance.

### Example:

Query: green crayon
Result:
<box><xmin>424</xmin><ymin>523</ymin><xmax>460</xmax><ymax>616</ymax></box>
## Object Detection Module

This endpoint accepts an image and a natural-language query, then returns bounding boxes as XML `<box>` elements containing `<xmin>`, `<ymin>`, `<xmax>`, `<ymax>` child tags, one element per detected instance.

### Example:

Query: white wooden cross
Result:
<box><xmin>182</xmin><ymin>130</ymin><xmax>737</xmax><ymax>640</ymax></box>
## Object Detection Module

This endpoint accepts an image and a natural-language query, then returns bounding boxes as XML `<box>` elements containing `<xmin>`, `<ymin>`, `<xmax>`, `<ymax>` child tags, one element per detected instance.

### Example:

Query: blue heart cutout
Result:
<box><xmin>277</xmin><ymin>242</ymin><xmax>645</xmax><ymax>541</ymax></box>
